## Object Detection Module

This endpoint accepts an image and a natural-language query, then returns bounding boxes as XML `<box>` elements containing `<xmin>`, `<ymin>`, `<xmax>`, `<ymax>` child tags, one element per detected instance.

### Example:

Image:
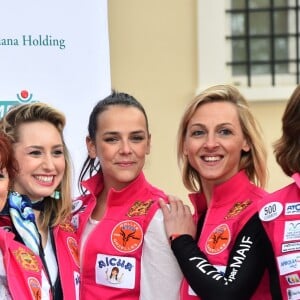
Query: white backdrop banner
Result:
<box><xmin>0</xmin><ymin>0</ymin><xmax>111</xmax><ymax>196</ymax></box>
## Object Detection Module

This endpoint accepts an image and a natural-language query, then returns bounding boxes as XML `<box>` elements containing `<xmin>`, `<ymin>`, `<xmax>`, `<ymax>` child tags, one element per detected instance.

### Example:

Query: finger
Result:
<box><xmin>158</xmin><ymin>198</ymin><xmax>170</xmax><ymax>215</ymax></box>
<box><xmin>168</xmin><ymin>194</ymin><xmax>184</xmax><ymax>203</ymax></box>
<box><xmin>183</xmin><ymin>204</ymin><xmax>192</xmax><ymax>216</ymax></box>
<box><xmin>168</xmin><ymin>197</ymin><xmax>180</xmax><ymax>213</ymax></box>
<box><xmin>174</xmin><ymin>199</ymin><xmax>187</xmax><ymax>214</ymax></box>
<box><xmin>168</xmin><ymin>194</ymin><xmax>180</xmax><ymax>201</ymax></box>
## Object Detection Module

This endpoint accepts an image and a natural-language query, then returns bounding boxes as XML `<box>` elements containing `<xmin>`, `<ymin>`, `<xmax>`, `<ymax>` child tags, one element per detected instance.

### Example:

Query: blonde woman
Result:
<box><xmin>0</xmin><ymin>103</ymin><xmax>79</xmax><ymax>299</ymax></box>
<box><xmin>159</xmin><ymin>85</ymin><xmax>281</xmax><ymax>299</ymax></box>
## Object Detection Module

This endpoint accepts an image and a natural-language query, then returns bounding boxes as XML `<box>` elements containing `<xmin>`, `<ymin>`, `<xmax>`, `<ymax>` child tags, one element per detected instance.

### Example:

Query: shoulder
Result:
<box><xmin>257</xmin><ymin>182</ymin><xmax>298</xmax><ymax>222</ymax></box>
<box><xmin>248</xmin><ymin>183</ymin><xmax>268</xmax><ymax>199</ymax></box>
<box><xmin>145</xmin><ymin>182</ymin><xmax>167</xmax><ymax>199</ymax></box>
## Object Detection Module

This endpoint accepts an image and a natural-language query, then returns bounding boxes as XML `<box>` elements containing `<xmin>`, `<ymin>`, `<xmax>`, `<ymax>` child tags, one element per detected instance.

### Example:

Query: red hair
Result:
<box><xmin>0</xmin><ymin>132</ymin><xmax>18</xmax><ymax>180</ymax></box>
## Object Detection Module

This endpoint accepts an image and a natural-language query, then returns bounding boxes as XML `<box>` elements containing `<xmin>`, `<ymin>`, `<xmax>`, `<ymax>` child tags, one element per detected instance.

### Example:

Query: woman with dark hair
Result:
<box><xmin>73</xmin><ymin>91</ymin><xmax>182</xmax><ymax>299</ymax></box>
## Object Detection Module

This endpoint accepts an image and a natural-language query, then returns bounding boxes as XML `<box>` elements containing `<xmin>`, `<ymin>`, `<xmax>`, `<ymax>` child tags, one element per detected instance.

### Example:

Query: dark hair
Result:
<box><xmin>78</xmin><ymin>90</ymin><xmax>149</xmax><ymax>193</ymax></box>
<box><xmin>0</xmin><ymin>132</ymin><xmax>18</xmax><ymax>180</ymax></box>
<box><xmin>273</xmin><ymin>85</ymin><xmax>300</xmax><ymax>176</ymax></box>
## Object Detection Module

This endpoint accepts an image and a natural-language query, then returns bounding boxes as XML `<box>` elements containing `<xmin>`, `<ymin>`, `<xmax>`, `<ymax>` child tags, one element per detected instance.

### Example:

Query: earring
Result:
<box><xmin>51</xmin><ymin>190</ymin><xmax>60</xmax><ymax>200</ymax></box>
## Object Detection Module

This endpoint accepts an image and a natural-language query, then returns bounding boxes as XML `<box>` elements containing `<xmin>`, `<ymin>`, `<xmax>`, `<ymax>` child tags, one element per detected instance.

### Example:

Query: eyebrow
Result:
<box><xmin>190</xmin><ymin>122</ymin><xmax>233</xmax><ymax>127</ymax></box>
<box><xmin>103</xmin><ymin>130</ymin><xmax>146</xmax><ymax>135</ymax></box>
<box><xmin>26</xmin><ymin>144</ymin><xmax>64</xmax><ymax>149</ymax></box>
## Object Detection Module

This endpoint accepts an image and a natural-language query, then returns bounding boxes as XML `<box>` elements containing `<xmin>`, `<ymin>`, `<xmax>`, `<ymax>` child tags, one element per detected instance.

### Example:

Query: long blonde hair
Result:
<box><xmin>0</xmin><ymin>102</ymin><xmax>73</xmax><ymax>227</ymax></box>
<box><xmin>177</xmin><ymin>84</ymin><xmax>268</xmax><ymax>192</ymax></box>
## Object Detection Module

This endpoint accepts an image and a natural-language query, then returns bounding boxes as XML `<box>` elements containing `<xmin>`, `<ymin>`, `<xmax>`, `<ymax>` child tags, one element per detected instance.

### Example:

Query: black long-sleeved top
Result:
<box><xmin>171</xmin><ymin>213</ymin><xmax>282</xmax><ymax>300</ymax></box>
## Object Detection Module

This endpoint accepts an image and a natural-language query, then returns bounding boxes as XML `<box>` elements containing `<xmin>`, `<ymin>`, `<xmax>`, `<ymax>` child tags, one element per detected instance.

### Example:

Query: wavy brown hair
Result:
<box><xmin>0</xmin><ymin>132</ymin><xmax>19</xmax><ymax>181</ymax></box>
<box><xmin>273</xmin><ymin>85</ymin><xmax>300</xmax><ymax>176</ymax></box>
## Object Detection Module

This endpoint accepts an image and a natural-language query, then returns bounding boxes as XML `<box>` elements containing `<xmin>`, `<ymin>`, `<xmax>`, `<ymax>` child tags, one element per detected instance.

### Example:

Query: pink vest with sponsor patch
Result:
<box><xmin>75</xmin><ymin>172</ymin><xmax>166</xmax><ymax>300</ymax></box>
<box><xmin>0</xmin><ymin>228</ymin><xmax>44</xmax><ymax>299</ymax></box>
<box><xmin>0</xmin><ymin>216</ymin><xmax>80</xmax><ymax>300</ymax></box>
<box><xmin>258</xmin><ymin>173</ymin><xmax>300</xmax><ymax>300</ymax></box>
<box><xmin>181</xmin><ymin>171</ymin><xmax>271</xmax><ymax>300</ymax></box>
<box><xmin>52</xmin><ymin>221</ymin><xmax>80</xmax><ymax>299</ymax></box>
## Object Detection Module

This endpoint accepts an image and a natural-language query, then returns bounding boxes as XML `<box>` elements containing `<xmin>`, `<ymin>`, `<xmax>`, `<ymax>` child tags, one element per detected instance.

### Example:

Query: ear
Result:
<box><xmin>86</xmin><ymin>136</ymin><xmax>97</xmax><ymax>158</ymax></box>
<box><xmin>242</xmin><ymin>139</ymin><xmax>250</xmax><ymax>153</ymax></box>
<box><xmin>183</xmin><ymin>140</ymin><xmax>188</xmax><ymax>155</ymax></box>
<box><xmin>146</xmin><ymin>134</ymin><xmax>151</xmax><ymax>155</ymax></box>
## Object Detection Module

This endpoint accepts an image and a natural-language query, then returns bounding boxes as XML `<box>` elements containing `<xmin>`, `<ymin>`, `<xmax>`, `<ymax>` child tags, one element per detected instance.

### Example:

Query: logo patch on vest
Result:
<box><xmin>127</xmin><ymin>200</ymin><xmax>154</xmax><ymax>217</ymax></box>
<box><xmin>282</xmin><ymin>242</ymin><xmax>300</xmax><ymax>253</ymax></box>
<box><xmin>28</xmin><ymin>277</ymin><xmax>41</xmax><ymax>300</ymax></box>
<box><xmin>285</xmin><ymin>202</ymin><xmax>300</xmax><ymax>216</ymax></box>
<box><xmin>284</xmin><ymin>220</ymin><xmax>300</xmax><ymax>241</ymax></box>
<box><xmin>14</xmin><ymin>247</ymin><xmax>39</xmax><ymax>272</ymax></box>
<box><xmin>111</xmin><ymin>220</ymin><xmax>143</xmax><ymax>253</ymax></box>
<box><xmin>59</xmin><ymin>222</ymin><xmax>75</xmax><ymax>233</ymax></box>
<box><xmin>95</xmin><ymin>254</ymin><xmax>136</xmax><ymax>289</ymax></box>
<box><xmin>277</xmin><ymin>253</ymin><xmax>300</xmax><ymax>275</ymax></box>
<box><xmin>224</xmin><ymin>199</ymin><xmax>252</xmax><ymax>219</ymax></box>
<box><xmin>67</xmin><ymin>237</ymin><xmax>80</xmax><ymax>267</ymax></box>
<box><xmin>259</xmin><ymin>201</ymin><xmax>283</xmax><ymax>221</ymax></box>
<box><xmin>287</xmin><ymin>285</ymin><xmax>300</xmax><ymax>300</ymax></box>
<box><xmin>286</xmin><ymin>273</ymin><xmax>300</xmax><ymax>285</ymax></box>
<box><xmin>72</xmin><ymin>199</ymin><xmax>83</xmax><ymax>213</ymax></box>
<box><xmin>205</xmin><ymin>224</ymin><xmax>231</xmax><ymax>255</ymax></box>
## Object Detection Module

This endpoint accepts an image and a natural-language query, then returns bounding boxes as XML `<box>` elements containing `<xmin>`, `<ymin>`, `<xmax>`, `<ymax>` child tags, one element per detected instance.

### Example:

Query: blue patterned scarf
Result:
<box><xmin>8</xmin><ymin>191</ymin><xmax>40</xmax><ymax>255</ymax></box>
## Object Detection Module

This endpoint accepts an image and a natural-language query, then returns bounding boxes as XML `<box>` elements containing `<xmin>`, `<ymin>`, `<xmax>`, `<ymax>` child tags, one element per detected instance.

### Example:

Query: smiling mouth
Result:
<box><xmin>34</xmin><ymin>175</ymin><xmax>54</xmax><ymax>183</ymax></box>
<box><xmin>202</xmin><ymin>155</ymin><xmax>223</xmax><ymax>162</ymax></box>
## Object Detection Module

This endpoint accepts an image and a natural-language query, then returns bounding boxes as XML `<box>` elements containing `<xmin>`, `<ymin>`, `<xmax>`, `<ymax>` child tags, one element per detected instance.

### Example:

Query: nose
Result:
<box><xmin>42</xmin><ymin>154</ymin><xmax>56</xmax><ymax>170</ymax></box>
<box><xmin>119</xmin><ymin>139</ymin><xmax>132</xmax><ymax>154</ymax></box>
<box><xmin>203</xmin><ymin>133</ymin><xmax>219</xmax><ymax>149</ymax></box>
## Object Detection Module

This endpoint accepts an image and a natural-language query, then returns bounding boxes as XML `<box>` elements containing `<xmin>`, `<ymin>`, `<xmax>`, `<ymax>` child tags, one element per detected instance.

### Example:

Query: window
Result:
<box><xmin>197</xmin><ymin>0</ymin><xmax>298</xmax><ymax>100</ymax></box>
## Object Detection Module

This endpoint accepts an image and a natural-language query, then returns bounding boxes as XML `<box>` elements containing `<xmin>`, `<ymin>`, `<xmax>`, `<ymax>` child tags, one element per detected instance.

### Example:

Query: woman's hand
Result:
<box><xmin>159</xmin><ymin>195</ymin><xmax>196</xmax><ymax>240</ymax></box>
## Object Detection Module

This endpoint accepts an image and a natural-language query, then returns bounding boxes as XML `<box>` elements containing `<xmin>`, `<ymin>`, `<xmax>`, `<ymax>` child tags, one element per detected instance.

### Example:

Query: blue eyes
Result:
<box><xmin>191</xmin><ymin>129</ymin><xmax>232</xmax><ymax>137</ymax></box>
<box><xmin>219</xmin><ymin>129</ymin><xmax>232</xmax><ymax>136</ymax></box>
<box><xmin>191</xmin><ymin>130</ymin><xmax>204</xmax><ymax>137</ymax></box>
